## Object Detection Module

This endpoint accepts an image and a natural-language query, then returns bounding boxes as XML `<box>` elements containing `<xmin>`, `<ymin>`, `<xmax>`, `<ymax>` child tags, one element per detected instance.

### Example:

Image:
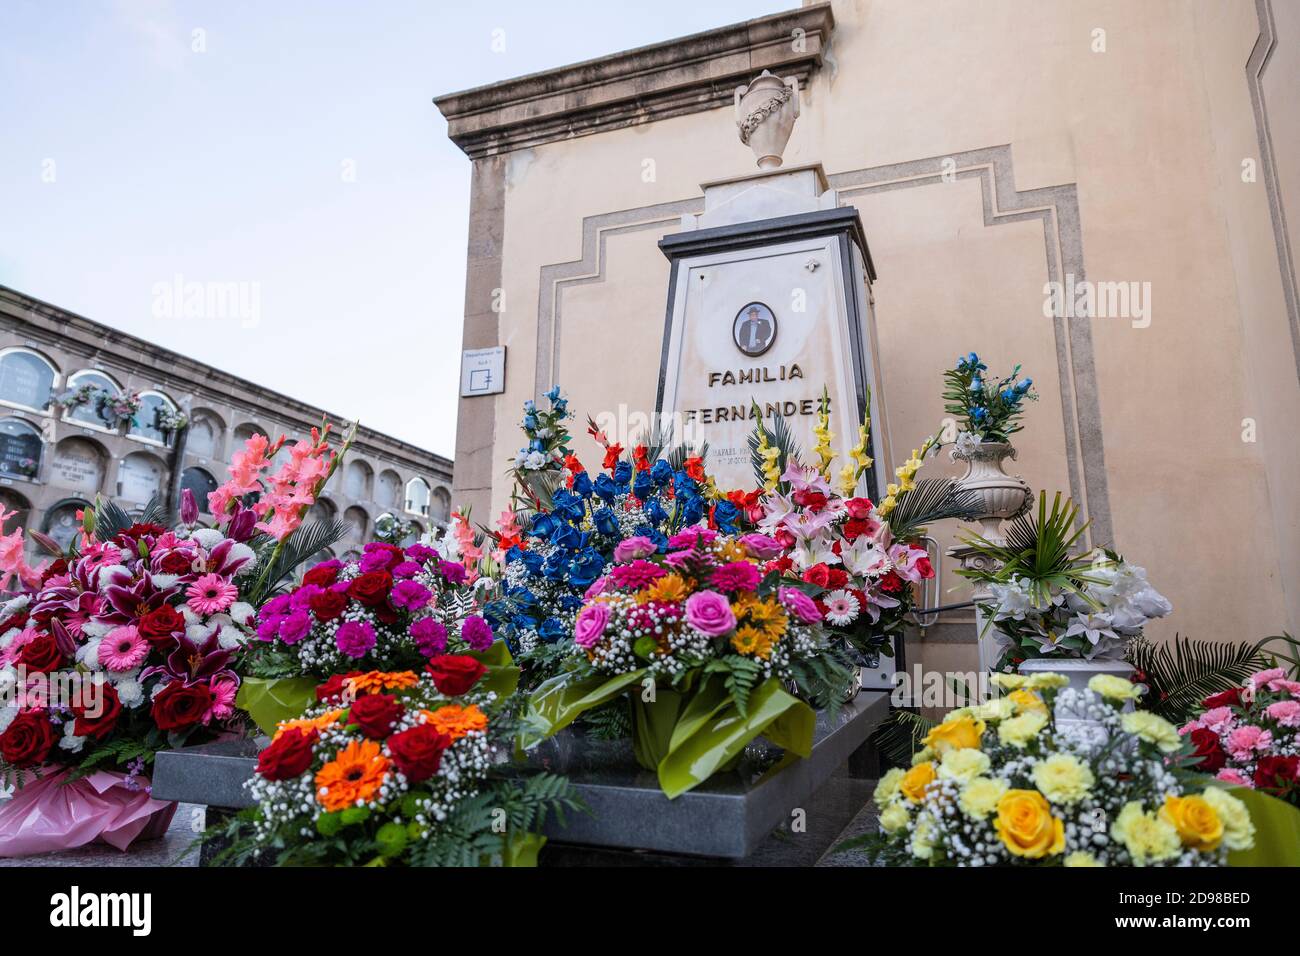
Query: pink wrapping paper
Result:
<box><xmin>0</xmin><ymin>768</ymin><xmax>177</xmax><ymax>858</ymax></box>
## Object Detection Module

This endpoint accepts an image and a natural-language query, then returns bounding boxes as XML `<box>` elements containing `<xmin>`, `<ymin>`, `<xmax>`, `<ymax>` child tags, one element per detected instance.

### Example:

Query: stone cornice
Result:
<box><xmin>0</xmin><ymin>285</ymin><xmax>452</xmax><ymax>477</ymax></box>
<box><xmin>434</xmin><ymin>4</ymin><xmax>834</xmax><ymax>159</ymax></box>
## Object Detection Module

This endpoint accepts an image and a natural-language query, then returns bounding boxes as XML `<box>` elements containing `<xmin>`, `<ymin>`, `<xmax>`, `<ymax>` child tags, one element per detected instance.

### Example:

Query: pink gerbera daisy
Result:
<box><xmin>187</xmin><ymin>573</ymin><xmax>238</xmax><ymax>615</ymax></box>
<box><xmin>822</xmin><ymin>589</ymin><xmax>861</xmax><ymax>627</ymax></box>
<box><xmin>98</xmin><ymin>625</ymin><xmax>149</xmax><ymax>672</ymax></box>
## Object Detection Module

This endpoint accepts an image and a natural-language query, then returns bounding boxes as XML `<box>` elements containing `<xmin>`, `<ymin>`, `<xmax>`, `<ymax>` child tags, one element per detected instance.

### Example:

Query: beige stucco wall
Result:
<box><xmin>471</xmin><ymin>0</ymin><xmax>1299</xmax><ymax>648</ymax></box>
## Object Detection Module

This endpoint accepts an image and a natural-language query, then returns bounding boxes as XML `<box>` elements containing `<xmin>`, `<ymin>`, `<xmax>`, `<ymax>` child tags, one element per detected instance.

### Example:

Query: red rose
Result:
<box><xmin>1254</xmin><ymin>755</ymin><xmax>1300</xmax><ymax>794</ymax></box>
<box><xmin>17</xmin><ymin>634</ymin><xmax>64</xmax><ymax>676</ymax></box>
<box><xmin>425</xmin><ymin>655</ymin><xmax>488</xmax><ymax>697</ymax></box>
<box><xmin>349</xmin><ymin>693</ymin><xmax>404</xmax><ymax>738</ymax></box>
<box><xmin>802</xmin><ymin>564</ymin><xmax>832</xmax><ymax>589</ymax></box>
<box><xmin>841</xmin><ymin>519</ymin><xmax>871</xmax><ymax>542</ymax></box>
<box><xmin>159</xmin><ymin>550</ymin><xmax>194</xmax><ymax>575</ymax></box>
<box><xmin>844</xmin><ymin>497</ymin><xmax>874</xmax><ymax>520</ymax></box>
<box><xmin>72</xmin><ymin>682</ymin><xmax>122</xmax><ymax>740</ymax></box>
<box><xmin>374</xmin><ymin>604</ymin><xmax>400</xmax><ymax>627</ymax></box>
<box><xmin>151</xmin><ymin>682</ymin><xmax>213</xmax><ymax>731</ymax></box>
<box><xmin>793</xmin><ymin>489</ymin><xmax>828</xmax><ymax>511</ymax></box>
<box><xmin>138</xmin><ymin>605</ymin><xmax>186</xmax><ymax>648</ymax></box>
<box><xmin>256</xmin><ymin>727</ymin><xmax>318</xmax><ymax>781</ymax></box>
<box><xmin>316</xmin><ymin>672</ymin><xmax>361</xmax><ymax>702</ymax></box>
<box><xmin>0</xmin><ymin>710</ymin><xmax>56</xmax><ymax>767</ymax></box>
<box><xmin>1202</xmin><ymin>687</ymin><xmax>1243</xmax><ymax>709</ymax></box>
<box><xmin>1188</xmin><ymin>727</ymin><xmax>1226</xmax><ymax>774</ymax></box>
<box><xmin>914</xmin><ymin>555</ymin><xmax>935</xmax><ymax>580</ymax></box>
<box><xmin>302</xmin><ymin>562</ymin><xmax>340</xmax><ymax>588</ymax></box>
<box><xmin>308</xmin><ymin>589</ymin><xmax>348</xmax><ymax>622</ymax></box>
<box><xmin>349</xmin><ymin>570</ymin><xmax>393</xmax><ymax>607</ymax></box>
<box><xmin>765</xmin><ymin>556</ymin><xmax>794</xmax><ymax>575</ymax></box>
<box><xmin>387</xmin><ymin>724</ymin><xmax>452</xmax><ymax>783</ymax></box>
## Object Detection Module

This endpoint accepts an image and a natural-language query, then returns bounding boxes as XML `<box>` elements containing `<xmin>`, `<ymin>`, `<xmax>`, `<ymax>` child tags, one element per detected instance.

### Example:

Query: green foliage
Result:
<box><xmin>704</xmin><ymin>654</ymin><xmax>763</xmax><ymax>716</ymax></box>
<box><xmin>941</xmin><ymin>358</ymin><xmax>1036</xmax><ymax>443</ymax></box>
<box><xmin>871</xmin><ymin>709</ymin><xmax>935</xmax><ymax>768</ymax></box>
<box><xmin>245</xmin><ymin>518</ymin><xmax>347</xmax><ymax>606</ymax></box>
<box><xmin>579</xmin><ymin>698</ymin><xmax>633</xmax><ymax>740</ymax></box>
<box><xmin>784</xmin><ymin>643</ymin><xmax>858</xmax><ymax>713</ymax></box>
<box><xmin>1128</xmin><ymin>633</ymin><xmax>1273</xmax><ymax>724</ymax></box>
<box><xmin>885</xmin><ymin>478</ymin><xmax>983</xmax><ymax>540</ymax></box>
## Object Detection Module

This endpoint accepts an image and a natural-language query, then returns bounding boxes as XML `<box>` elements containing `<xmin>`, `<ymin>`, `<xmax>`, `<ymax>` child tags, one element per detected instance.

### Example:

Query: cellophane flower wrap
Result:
<box><xmin>486</xmin><ymin>386</ymin><xmax>744</xmax><ymax>696</ymax></box>
<box><xmin>519</xmin><ymin>527</ymin><xmax>856</xmax><ymax>798</ymax></box>
<box><xmin>1181</xmin><ymin>668</ymin><xmax>1300</xmax><ymax>805</ymax></box>
<box><xmin>854</xmin><ymin>672</ymin><xmax>1256</xmax><ymax>866</ymax></box>
<box><xmin>241</xmin><ymin>541</ymin><xmax>517</xmax><ymax>735</ymax></box>
<box><xmin>0</xmin><ymin>510</ymin><xmax>258</xmax><ymax>786</ymax></box>
<box><xmin>216</xmin><ymin>665</ymin><xmax>576</xmax><ymax>866</ymax></box>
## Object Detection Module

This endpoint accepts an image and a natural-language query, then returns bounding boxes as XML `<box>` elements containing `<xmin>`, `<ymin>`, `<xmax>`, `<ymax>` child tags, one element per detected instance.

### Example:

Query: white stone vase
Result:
<box><xmin>734</xmin><ymin>71</ymin><xmax>799</xmax><ymax>169</ymax></box>
<box><xmin>1017</xmin><ymin>657</ymin><xmax>1136</xmax><ymax>730</ymax></box>
<box><xmin>951</xmin><ymin>441</ymin><xmax>1032</xmax><ymax>544</ymax></box>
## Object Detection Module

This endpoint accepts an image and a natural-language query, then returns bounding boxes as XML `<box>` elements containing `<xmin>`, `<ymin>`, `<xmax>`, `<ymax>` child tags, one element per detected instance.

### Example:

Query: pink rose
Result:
<box><xmin>843</xmin><ymin>497</ymin><xmax>874</xmax><ymax>520</ymax></box>
<box><xmin>739</xmin><ymin>534</ymin><xmax>783</xmax><ymax>560</ymax></box>
<box><xmin>684</xmin><ymin>590</ymin><xmax>736</xmax><ymax>637</ymax></box>
<box><xmin>779</xmin><ymin>586</ymin><xmax>822</xmax><ymax>625</ymax></box>
<box><xmin>1265</xmin><ymin>700</ymin><xmax>1300</xmax><ymax>728</ymax></box>
<box><xmin>613</xmin><ymin>536</ymin><xmax>657</xmax><ymax>563</ymax></box>
<box><xmin>667</xmin><ymin>527</ymin><xmax>717</xmax><ymax>550</ymax></box>
<box><xmin>574</xmin><ymin>604</ymin><xmax>610</xmax><ymax>649</ymax></box>
<box><xmin>584</xmin><ymin>576</ymin><xmax>609</xmax><ymax>600</ymax></box>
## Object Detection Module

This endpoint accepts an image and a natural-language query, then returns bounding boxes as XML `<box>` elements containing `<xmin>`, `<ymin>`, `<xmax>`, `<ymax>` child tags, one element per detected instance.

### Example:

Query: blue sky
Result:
<box><xmin>0</xmin><ymin>0</ymin><xmax>787</xmax><ymax>457</ymax></box>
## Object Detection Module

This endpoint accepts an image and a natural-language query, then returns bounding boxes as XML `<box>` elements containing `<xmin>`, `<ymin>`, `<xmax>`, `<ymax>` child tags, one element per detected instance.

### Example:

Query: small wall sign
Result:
<box><xmin>460</xmin><ymin>346</ymin><xmax>506</xmax><ymax>397</ymax></box>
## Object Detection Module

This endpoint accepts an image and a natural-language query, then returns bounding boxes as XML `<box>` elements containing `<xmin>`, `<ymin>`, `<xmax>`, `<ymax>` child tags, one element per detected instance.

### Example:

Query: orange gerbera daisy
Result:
<box><xmin>315</xmin><ymin>739</ymin><xmax>390</xmax><ymax>812</ymax></box>
<box><xmin>640</xmin><ymin>573</ymin><xmax>690</xmax><ymax>604</ymax></box>
<box><xmin>275</xmin><ymin>708</ymin><xmax>345</xmax><ymax>741</ymax></box>
<box><xmin>421</xmin><ymin>703</ymin><xmax>489</xmax><ymax>741</ymax></box>
<box><xmin>348</xmin><ymin>670</ymin><xmax>419</xmax><ymax>696</ymax></box>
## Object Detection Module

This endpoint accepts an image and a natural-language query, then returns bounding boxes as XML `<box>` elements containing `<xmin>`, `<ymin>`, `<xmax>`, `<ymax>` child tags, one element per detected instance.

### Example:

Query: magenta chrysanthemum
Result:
<box><xmin>709</xmin><ymin>561</ymin><xmax>761</xmax><ymax>593</ymax></box>
<box><xmin>609</xmin><ymin>560</ymin><xmax>667</xmax><ymax>591</ymax></box>
<box><xmin>186</xmin><ymin>573</ymin><xmax>238</xmax><ymax>615</ymax></box>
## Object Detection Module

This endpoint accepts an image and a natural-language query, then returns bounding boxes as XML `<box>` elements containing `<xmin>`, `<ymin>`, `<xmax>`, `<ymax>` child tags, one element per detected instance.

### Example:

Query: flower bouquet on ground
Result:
<box><xmin>959</xmin><ymin>492</ymin><xmax>1172</xmax><ymax>669</ymax></box>
<box><xmin>241</xmin><ymin>540</ymin><xmax>518</xmax><ymax>734</ymax></box>
<box><xmin>519</xmin><ymin>527</ymin><xmax>856</xmax><ymax>798</ymax></box>
<box><xmin>746</xmin><ymin>392</ymin><xmax>977</xmax><ymax>666</ymax></box>
<box><xmin>847</xmin><ymin>671</ymin><xmax>1256</xmax><ymax>866</ymax></box>
<box><xmin>211</xmin><ymin>664</ymin><xmax>578</xmax><ymax>866</ymax></box>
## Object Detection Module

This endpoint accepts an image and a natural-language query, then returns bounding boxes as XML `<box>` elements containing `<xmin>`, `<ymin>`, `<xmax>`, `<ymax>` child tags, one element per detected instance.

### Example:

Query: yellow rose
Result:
<box><xmin>873</xmin><ymin>768</ymin><xmax>905</xmax><ymax>807</ymax></box>
<box><xmin>879</xmin><ymin>802</ymin><xmax>910</xmax><ymax>833</ymax></box>
<box><xmin>1025</xmin><ymin>673</ymin><xmax>1069</xmax><ymax>691</ymax></box>
<box><xmin>1121</xmin><ymin>711</ymin><xmax>1182</xmax><ymax>753</ymax></box>
<box><xmin>1009</xmin><ymin>689</ymin><xmax>1047</xmax><ymax>714</ymax></box>
<box><xmin>990</xmin><ymin>673</ymin><xmax>1028</xmax><ymax>691</ymax></box>
<box><xmin>938</xmin><ymin>747</ymin><xmax>991</xmax><ymax>783</ymax></box>
<box><xmin>994</xmin><ymin>789</ymin><xmax>1065</xmax><ymax>859</ymax></box>
<box><xmin>997</xmin><ymin>711</ymin><xmax>1049</xmax><ymax>749</ymax></box>
<box><xmin>1159</xmin><ymin>794</ymin><xmax>1223</xmax><ymax>851</ymax></box>
<box><xmin>922</xmin><ymin>713</ymin><xmax>986</xmax><ymax>754</ymax></box>
<box><xmin>958</xmin><ymin>776</ymin><xmax>1009</xmax><ymax>819</ymax></box>
<box><xmin>1032</xmin><ymin>753</ymin><xmax>1095</xmax><ymax>805</ymax></box>
<box><xmin>1088</xmin><ymin>673</ymin><xmax>1143</xmax><ymax>701</ymax></box>
<box><xmin>1199</xmin><ymin>788</ymin><xmax>1256</xmax><ymax>851</ymax></box>
<box><xmin>899</xmin><ymin>762</ymin><xmax>937</xmax><ymax>804</ymax></box>
<box><xmin>1110</xmin><ymin>801</ymin><xmax>1182</xmax><ymax>865</ymax></box>
<box><xmin>1064</xmin><ymin>851</ymin><xmax>1104</xmax><ymax>867</ymax></box>
<box><xmin>973</xmin><ymin>696</ymin><xmax>1015</xmax><ymax>721</ymax></box>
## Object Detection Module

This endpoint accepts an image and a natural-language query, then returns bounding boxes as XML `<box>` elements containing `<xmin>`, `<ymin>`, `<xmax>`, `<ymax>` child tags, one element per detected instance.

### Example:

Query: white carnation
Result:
<box><xmin>191</xmin><ymin>528</ymin><xmax>225</xmax><ymax>550</ymax></box>
<box><xmin>228</xmin><ymin>602</ymin><xmax>255</xmax><ymax>626</ymax></box>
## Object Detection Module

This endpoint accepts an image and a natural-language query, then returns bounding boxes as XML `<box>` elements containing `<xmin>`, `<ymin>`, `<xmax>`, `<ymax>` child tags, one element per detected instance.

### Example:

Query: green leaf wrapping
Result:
<box><xmin>236</xmin><ymin>676</ymin><xmax>318</xmax><ymax>736</ymax></box>
<box><xmin>518</xmin><ymin>669</ymin><xmax>650</xmax><ymax>749</ymax></box>
<box><xmin>500</xmin><ymin>830</ymin><xmax>547</xmax><ymax>867</ymax></box>
<box><xmin>1217</xmin><ymin>785</ymin><xmax>1300</xmax><ymax>868</ymax></box>
<box><xmin>468</xmin><ymin>641</ymin><xmax>521</xmax><ymax>701</ymax></box>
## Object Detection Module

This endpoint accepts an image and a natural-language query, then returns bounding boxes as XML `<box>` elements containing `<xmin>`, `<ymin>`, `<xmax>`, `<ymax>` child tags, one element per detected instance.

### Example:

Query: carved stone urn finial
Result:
<box><xmin>734</xmin><ymin>70</ymin><xmax>800</xmax><ymax>169</ymax></box>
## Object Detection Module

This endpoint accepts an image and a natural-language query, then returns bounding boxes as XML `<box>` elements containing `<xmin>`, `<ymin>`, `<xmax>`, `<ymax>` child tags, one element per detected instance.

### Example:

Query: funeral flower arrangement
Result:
<box><xmin>240</xmin><ymin>540</ymin><xmax>515</xmax><ymax>734</ymax></box>
<box><xmin>0</xmin><ymin>499</ymin><xmax>259</xmax><ymax>782</ymax></box>
<box><xmin>852</xmin><ymin>672</ymin><xmax>1256</xmax><ymax>866</ymax></box>
<box><xmin>942</xmin><ymin>351</ymin><xmax>1037</xmax><ymax>444</ymax></box>
<box><xmin>1181</xmin><ymin>668</ymin><xmax>1300</xmax><ymax>805</ymax></box>
<box><xmin>520</xmin><ymin>526</ymin><xmax>855</xmax><ymax>798</ymax></box>
<box><xmin>218</xmin><ymin>662</ymin><xmax>577</xmax><ymax>866</ymax></box>
<box><xmin>959</xmin><ymin>492</ymin><xmax>1172</xmax><ymax>670</ymax></box>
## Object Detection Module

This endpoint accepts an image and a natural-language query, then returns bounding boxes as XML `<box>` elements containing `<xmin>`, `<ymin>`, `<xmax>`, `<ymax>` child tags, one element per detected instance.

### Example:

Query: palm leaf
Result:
<box><xmin>1127</xmin><ymin>634</ymin><xmax>1268</xmax><ymax>723</ymax></box>
<box><xmin>746</xmin><ymin>407</ymin><xmax>804</xmax><ymax>487</ymax></box>
<box><xmin>90</xmin><ymin>495</ymin><xmax>135</xmax><ymax>542</ymax></box>
<box><xmin>871</xmin><ymin>709</ymin><xmax>935</xmax><ymax>766</ymax></box>
<box><xmin>885</xmin><ymin>478</ymin><xmax>983</xmax><ymax>539</ymax></box>
<box><xmin>246</xmin><ymin>518</ymin><xmax>347</xmax><ymax>605</ymax></box>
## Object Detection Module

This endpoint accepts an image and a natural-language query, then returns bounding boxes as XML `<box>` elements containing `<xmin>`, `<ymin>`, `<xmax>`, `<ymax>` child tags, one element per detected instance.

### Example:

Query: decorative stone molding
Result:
<box><xmin>434</xmin><ymin>4</ymin><xmax>834</xmax><ymax>159</ymax></box>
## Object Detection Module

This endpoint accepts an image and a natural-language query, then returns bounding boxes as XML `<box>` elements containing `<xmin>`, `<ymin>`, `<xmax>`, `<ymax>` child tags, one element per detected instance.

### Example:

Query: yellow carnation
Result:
<box><xmin>909</xmin><ymin>813</ymin><xmax>938</xmax><ymax>860</ymax></box>
<box><xmin>994</xmin><ymin>789</ymin><xmax>1065</xmax><ymax>859</ymax></box>
<box><xmin>911</xmin><ymin>747</ymin><xmax>935</xmax><ymax>767</ymax></box>
<box><xmin>922</xmin><ymin>713</ymin><xmax>986</xmax><ymax>754</ymax></box>
<box><xmin>1025</xmin><ymin>672</ymin><xmax>1069</xmax><ymax>691</ymax></box>
<box><xmin>1064</xmin><ymin>851</ymin><xmax>1104</xmax><ymax>867</ymax></box>
<box><xmin>938</xmin><ymin>747</ymin><xmax>991</xmax><ymax>783</ymax></box>
<box><xmin>1032</xmin><ymin>753</ymin><xmax>1095</xmax><ymax>805</ymax></box>
<box><xmin>990</xmin><ymin>673</ymin><xmax>1028</xmax><ymax>691</ymax></box>
<box><xmin>1110</xmin><ymin>801</ymin><xmax>1182</xmax><ymax>865</ymax></box>
<box><xmin>1159</xmin><ymin>794</ymin><xmax>1223</xmax><ymax>851</ymax></box>
<box><xmin>1088</xmin><ymin>673</ymin><xmax>1143</xmax><ymax>701</ymax></box>
<box><xmin>879</xmin><ymin>802</ymin><xmax>910</xmax><ymax>834</ymax></box>
<box><xmin>997</xmin><ymin>711</ymin><xmax>1049</xmax><ymax>749</ymax></box>
<box><xmin>1121</xmin><ymin>711</ymin><xmax>1182</xmax><ymax>753</ymax></box>
<box><xmin>958</xmin><ymin>776</ymin><xmax>1009</xmax><ymax>819</ymax></box>
<box><xmin>899</xmin><ymin>762</ymin><xmax>937</xmax><ymax>804</ymax></box>
<box><xmin>873</xmin><ymin>768</ymin><xmax>905</xmax><ymax>807</ymax></box>
<box><xmin>1199</xmin><ymin>788</ymin><xmax>1256</xmax><ymax>852</ymax></box>
<box><xmin>973</xmin><ymin>696</ymin><xmax>1015</xmax><ymax>721</ymax></box>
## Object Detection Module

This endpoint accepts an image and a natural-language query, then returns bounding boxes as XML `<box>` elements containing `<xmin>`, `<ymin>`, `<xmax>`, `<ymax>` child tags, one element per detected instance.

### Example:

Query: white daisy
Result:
<box><xmin>823</xmin><ymin>589</ymin><xmax>861</xmax><ymax>626</ymax></box>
